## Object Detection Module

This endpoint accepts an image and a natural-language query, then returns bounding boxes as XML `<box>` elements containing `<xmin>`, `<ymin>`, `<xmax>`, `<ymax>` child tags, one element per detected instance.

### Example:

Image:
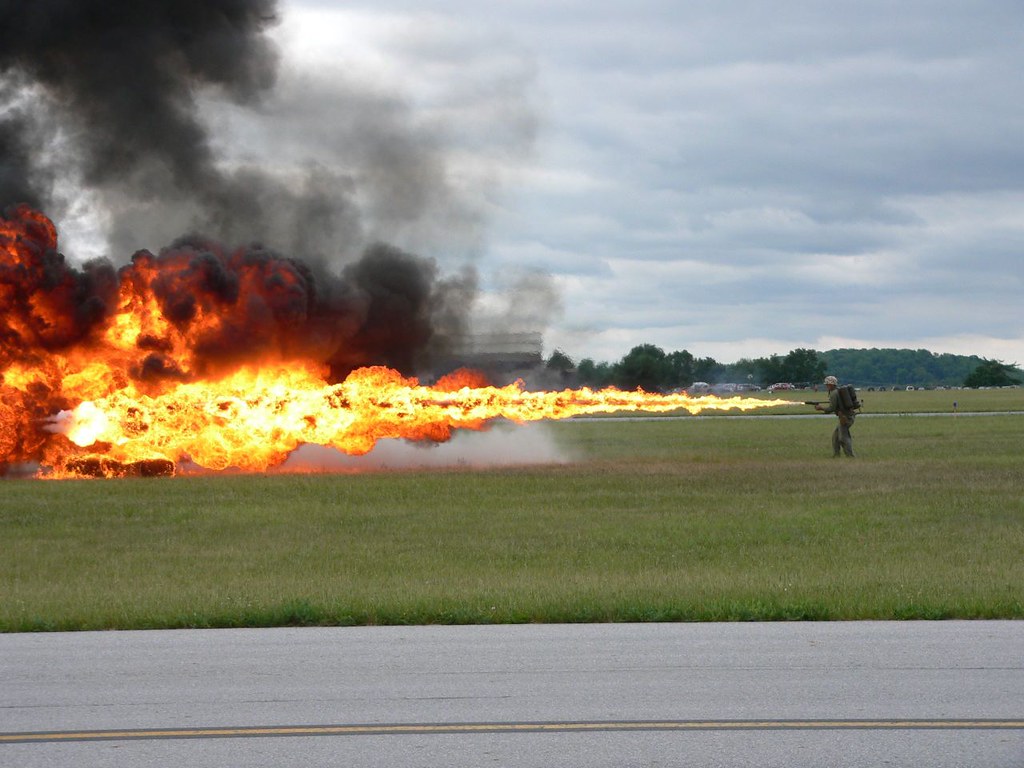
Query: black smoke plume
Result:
<box><xmin>0</xmin><ymin>0</ymin><xmax>279</xmax><ymax>220</ymax></box>
<box><xmin>0</xmin><ymin>203</ymin><xmax>473</xmax><ymax>382</ymax></box>
<box><xmin>0</xmin><ymin>0</ymin><xmax>482</xmax><ymax>375</ymax></box>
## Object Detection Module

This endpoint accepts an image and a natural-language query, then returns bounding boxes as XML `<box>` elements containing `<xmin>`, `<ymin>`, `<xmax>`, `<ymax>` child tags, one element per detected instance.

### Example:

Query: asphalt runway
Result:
<box><xmin>1</xmin><ymin>622</ymin><xmax>1022</xmax><ymax>767</ymax></box>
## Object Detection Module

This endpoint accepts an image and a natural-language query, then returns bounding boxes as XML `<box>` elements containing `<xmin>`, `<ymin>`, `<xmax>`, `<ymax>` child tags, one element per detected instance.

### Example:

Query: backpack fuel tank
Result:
<box><xmin>838</xmin><ymin>384</ymin><xmax>861</xmax><ymax>410</ymax></box>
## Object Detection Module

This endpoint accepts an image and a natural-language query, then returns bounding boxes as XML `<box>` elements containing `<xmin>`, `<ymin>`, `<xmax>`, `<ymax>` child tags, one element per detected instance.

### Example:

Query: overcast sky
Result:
<box><xmin>59</xmin><ymin>0</ymin><xmax>1022</xmax><ymax>367</ymax></box>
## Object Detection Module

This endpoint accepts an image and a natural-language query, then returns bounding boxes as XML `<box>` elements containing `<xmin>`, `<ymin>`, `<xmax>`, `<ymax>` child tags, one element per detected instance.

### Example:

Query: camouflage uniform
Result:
<box><xmin>821</xmin><ymin>386</ymin><xmax>855</xmax><ymax>457</ymax></box>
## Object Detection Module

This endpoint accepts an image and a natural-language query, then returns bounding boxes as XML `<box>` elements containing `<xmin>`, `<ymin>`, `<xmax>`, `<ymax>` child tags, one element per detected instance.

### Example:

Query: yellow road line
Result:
<box><xmin>3</xmin><ymin>720</ymin><xmax>1023</xmax><ymax>743</ymax></box>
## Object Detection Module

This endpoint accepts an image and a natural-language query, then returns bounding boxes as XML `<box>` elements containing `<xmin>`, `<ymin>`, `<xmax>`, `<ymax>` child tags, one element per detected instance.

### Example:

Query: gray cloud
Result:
<box><xmin>426</xmin><ymin>0</ymin><xmax>1024</xmax><ymax>362</ymax></box>
<box><xmin>6</xmin><ymin>0</ymin><xmax>1019</xmax><ymax>366</ymax></box>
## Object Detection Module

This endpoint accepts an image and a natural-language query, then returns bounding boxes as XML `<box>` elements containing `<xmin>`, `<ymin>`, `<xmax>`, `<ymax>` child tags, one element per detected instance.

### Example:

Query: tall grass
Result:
<box><xmin>1</xmin><ymin>411</ymin><xmax>1022</xmax><ymax>630</ymax></box>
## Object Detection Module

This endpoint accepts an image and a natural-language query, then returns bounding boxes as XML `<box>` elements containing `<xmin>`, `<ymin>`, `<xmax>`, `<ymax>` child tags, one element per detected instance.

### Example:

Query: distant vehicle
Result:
<box><xmin>768</xmin><ymin>382</ymin><xmax>795</xmax><ymax>392</ymax></box>
<box><xmin>687</xmin><ymin>382</ymin><xmax>711</xmax><ymax>394</ymax></box>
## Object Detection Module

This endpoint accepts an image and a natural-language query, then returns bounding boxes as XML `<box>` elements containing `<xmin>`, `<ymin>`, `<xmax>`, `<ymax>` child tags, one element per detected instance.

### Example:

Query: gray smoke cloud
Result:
<box><xmin>0</xmin><ymin>0</ymin><xmax>279</xmax><ymax>230</ymax></box>
<box><xmin>0</xmin><ymin>0</ymin><xmax>465</xmax><ymax>370</ymax></box>
<box><xmin>0</xmin><ymin>0</ymin><xmax>509</xmax><ymax>264</ymax></box>
<box><xmin>0</xmin><ymin>0</ymin><xmax>556</xmax><ymax>381</ymax></box>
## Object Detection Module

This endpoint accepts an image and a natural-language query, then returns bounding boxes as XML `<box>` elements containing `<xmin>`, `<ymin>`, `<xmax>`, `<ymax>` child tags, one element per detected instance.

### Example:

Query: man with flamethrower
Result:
<box><xmin>806</xmin><ymin>375</ymin><xmax>858</xmax><ymax>458</ymax></box>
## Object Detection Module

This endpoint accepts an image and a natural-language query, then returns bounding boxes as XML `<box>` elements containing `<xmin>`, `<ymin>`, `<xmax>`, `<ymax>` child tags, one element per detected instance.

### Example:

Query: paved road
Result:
<box><xmin>1</xmin><ymin>622</ymin><xmax>1022</xmax><ymax>767</ymax></box>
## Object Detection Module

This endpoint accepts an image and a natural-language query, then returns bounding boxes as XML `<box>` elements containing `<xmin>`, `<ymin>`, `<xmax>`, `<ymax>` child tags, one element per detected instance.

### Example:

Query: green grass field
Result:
<box><xmin>1</xmin><ymin>388</ymin><xmax>1022</xmax><ymax>631</ymax></box>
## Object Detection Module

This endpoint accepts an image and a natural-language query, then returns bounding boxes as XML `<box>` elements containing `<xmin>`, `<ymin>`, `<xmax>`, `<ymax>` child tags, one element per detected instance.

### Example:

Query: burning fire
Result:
<box><xmin>1</xmin><ymin>205</ymin><xmax>787</xmax><ymax>478</ymax></box>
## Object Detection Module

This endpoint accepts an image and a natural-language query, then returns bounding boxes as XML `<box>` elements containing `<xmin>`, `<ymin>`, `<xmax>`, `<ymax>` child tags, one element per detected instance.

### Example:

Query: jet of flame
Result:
<box><xmin>1</xmin><ymin>206</ymin><xmax>789</xmax><ymax>478</ymax></box>
<box><xmin>48</xmin><ymin>364</ymin><xmax>787</xmax><ymax>476</ymax></box>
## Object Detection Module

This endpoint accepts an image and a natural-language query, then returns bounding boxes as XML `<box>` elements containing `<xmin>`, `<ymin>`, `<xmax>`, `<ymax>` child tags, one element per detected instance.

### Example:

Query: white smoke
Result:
<box><xmin>275</xmin><ymin>421</ymin><xmax>572</xmax><ymax>473</ymax></box>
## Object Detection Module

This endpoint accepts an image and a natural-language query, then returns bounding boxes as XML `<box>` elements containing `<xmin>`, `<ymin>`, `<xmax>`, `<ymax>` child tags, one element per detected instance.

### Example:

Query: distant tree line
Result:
<box><xmin>546</xmin><ymin>345</ymin><xmax>1023</xmax><ymax>392</ymax></box>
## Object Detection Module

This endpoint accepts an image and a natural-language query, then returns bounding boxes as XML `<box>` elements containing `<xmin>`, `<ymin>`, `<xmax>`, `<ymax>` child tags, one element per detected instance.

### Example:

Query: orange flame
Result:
<box><xmin>1</xmin><ymin>206</ymin><xmax>789</xmax><ymax>478</ymax></box>
<box><xmin>46</xmin><ymin>364</ymin><xmax>787</xmax><ymax>476</ymax></box>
